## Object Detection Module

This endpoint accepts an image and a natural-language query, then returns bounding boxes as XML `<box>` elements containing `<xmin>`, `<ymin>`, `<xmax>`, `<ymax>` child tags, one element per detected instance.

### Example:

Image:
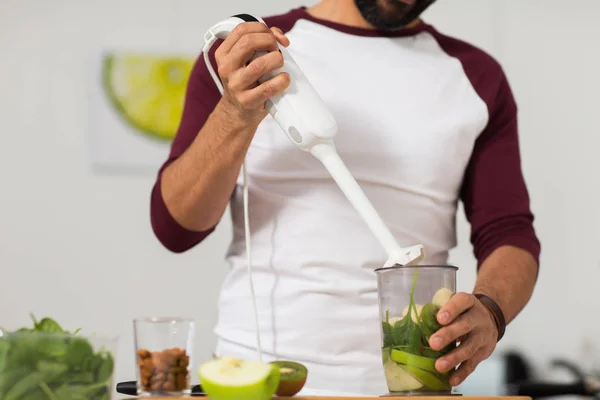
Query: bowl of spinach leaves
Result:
<box><xmin>0</xmin><ymin>314</ymin><xmax>117</xmax><ymax>400</ymax></box>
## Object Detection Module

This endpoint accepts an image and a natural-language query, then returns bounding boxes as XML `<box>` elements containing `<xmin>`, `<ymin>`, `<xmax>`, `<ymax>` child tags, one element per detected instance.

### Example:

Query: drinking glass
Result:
<box><xmin>133</xmin><ymin>317</ymin><xmax>195</xmax><ymax>396</ymax></box>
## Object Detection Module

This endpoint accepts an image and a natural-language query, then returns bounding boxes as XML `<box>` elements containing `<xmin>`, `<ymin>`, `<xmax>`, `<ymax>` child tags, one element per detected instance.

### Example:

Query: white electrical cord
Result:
<box><xmin>203</xmin><ymin>40</ymin><xmax>264</xmax><ymax>362</ymax></box>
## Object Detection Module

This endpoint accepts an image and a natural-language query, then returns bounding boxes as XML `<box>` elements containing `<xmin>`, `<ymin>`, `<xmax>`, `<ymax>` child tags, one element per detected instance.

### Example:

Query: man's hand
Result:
<box><xmin>428</xmin><ymin>292</ymin><xmax>498</xmax><ymax>386</ymax></box>
<box><xmin>215</xmin><ymin>22</ymin><xmax>291</xmax><ymax>126</ymax></box>
<box><xmin>159</xmin><ymin>22</ymin><xmax>292</xmax><ymax>235</ymax></box>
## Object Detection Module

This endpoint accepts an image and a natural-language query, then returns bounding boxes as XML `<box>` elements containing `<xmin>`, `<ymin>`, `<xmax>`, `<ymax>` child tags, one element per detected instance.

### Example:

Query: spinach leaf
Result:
<box><xmin>35</xmin><ymin>319</ymin><xmax>65</xmax><ymax>334</ymax></box>
<box><xmin>421</xmin><ymin>346</ymin><xmax>444</xmax><ymax>358</ymax></box>
<box><xmin>404</xmin><ymin>318</ymin><xmax>423</xmax><ymax>355</ymax></box>
<box><xmin>37</xmin><ymin>360</ymin><xmax>68</xmax><ymax>377</ymax></box>
<box><xmin>420</xmin><ymin>303</ymin><xmax>442</xmax><ymax>332</ymax></box>
<box><xmin>0</xmin><ymin>338</ymin><xmax>9</xmax><ymax>371</ymax></box>
<box><xmin>403</xmin><ymin>268</ymin><xmax>425</xmax><ymax>354</ymax></box>
<box><xmin>96</xmin><ymin>353</ymin><xmax>114</xmax><ymax>383</ymax></box>
<box><xmin>0</xmin><ymin>368</ymin><xmax>29</xmax><ymax>398</ymax></box>
<box><xmin>64</xmin><ymin>336</ymin><xmax>94</xmax><ymax>367</ymax></box>
<box><xmin>39</xmin><ymin>336</ymin><xmax>69</xmax><ymax>360</ymax></box>
<box><xmin>389</xmin><ymin>313</ymin><xmax>423</xmax><ymax>352</ymax></box>
<box><xmin>382</xmin><ymin>321</ymin><xmax>395</xmax><ymax>347</ymax></box>
<box><xmin>3</xmin><ymin>371</ymin><xmax>50</xmax><ymax>400</ymax></box>
<box><xmin>391</xmin><ymin>316</ymin><xmax>410</xmax><ymax>346</ymax></box>
<box><xmin>418</xmin><ymin>302</ymin><xmax>442</xmax><ymax>344</ymax></box>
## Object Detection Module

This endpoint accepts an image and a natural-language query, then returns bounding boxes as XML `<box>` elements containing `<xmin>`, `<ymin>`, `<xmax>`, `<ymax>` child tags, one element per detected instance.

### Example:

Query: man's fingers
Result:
<box><xmin>237</xmin><ymin>72</ymin><xmax>291</xmax><ymax>109</ymax></box>
<box><xmin>229</xmin><ymin>50</ymin><xmax>285</xmax><ymax>91</ymax></box>
<box><xmin>225</xmin><ymin>32</ymin><xmax>280</xmax><ymax>69</ymax></box>
<box><xmin>429</xmin><ymin>313</ymin><xmax>474</xmax><ymax>350</ymax></box>
<box><xmin>271</xmin><ymin>26</ymin><xmax>290</xmax><ymax>47</ymax></box>
<box><xmin>437</xmin><ymin>292</ymin><xmax>476</xmax><ymax>325</ymax></box>
<box><xmin>217</xmin><ymin>22</ymin><xmax>271</xmax><ymax>57</ymax></box>
<box><xmin>435</xmin><ymin>335</ymin><xmax>479</xmax><ymax>373</ymax></box>
<box><xmin>449</xmin><ymin>358</ymin><xmax>480</xmax><ymax>386</ymax></box>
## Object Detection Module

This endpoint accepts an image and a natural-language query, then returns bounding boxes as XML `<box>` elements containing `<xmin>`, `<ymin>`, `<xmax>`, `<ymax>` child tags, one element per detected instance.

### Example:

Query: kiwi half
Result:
<box><xmin>269</xmin><ymin>360</ymin><xmax>308</xmax><ymax>397</ymax></box>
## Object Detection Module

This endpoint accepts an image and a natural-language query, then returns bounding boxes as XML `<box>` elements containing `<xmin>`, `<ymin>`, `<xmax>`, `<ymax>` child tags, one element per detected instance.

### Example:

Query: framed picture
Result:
<box><xmin>87</xmin><ymin>50</ymin><xmax>195</xmax><ymax>173</ymax></box>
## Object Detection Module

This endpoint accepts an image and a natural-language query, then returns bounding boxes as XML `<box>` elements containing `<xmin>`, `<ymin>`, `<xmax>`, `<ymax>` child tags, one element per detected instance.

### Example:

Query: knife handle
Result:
<box><xmin>116</xmin><ymin>381</ymin><xmax>205</xmax><ymax>396</ymax></box>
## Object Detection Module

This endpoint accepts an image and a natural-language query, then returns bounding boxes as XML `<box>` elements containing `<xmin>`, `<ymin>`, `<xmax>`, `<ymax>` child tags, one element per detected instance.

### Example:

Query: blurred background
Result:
<box><xmin>1</xmin><ymin>0</ymin><xmax>599</xmax><ymax>398</ymax></box>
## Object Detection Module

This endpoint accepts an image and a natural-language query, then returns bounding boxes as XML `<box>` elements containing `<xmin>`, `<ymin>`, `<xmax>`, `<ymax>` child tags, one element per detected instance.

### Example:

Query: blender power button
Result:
<box><xmin>288</xmin><ymin>126</ymin><xmax>302</xmax><ymax>143</ymax></box>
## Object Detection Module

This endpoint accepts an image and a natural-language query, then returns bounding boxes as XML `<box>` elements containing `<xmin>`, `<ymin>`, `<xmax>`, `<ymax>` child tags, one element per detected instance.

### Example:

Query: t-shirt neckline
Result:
<box><xmin>290</xmin><ymin>6</ymin><xmax>432</xmax><ymax>38</ymax></box>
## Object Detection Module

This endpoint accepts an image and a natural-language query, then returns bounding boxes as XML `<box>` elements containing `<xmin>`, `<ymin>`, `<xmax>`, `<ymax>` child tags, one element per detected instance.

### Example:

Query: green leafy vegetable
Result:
<box><xmin>419</xmin><ymin>303</ymin><xmax>442</xmax><ymax>340</ymax></box>
<box><xmin>0</xmin><ymin>314</ymin><xmax>114</xmax><ymax>400</ymax></box>
<box><xmin>381</xmin><ymin>309</ymin><xmax>395</xmax><ymax>347</ymax></box>
<box><xmin>382</xmin><ymin>321</ymin><xmax>394</xmax><ymax>347</ymax></box>
<box><xmin>391</xmin><ymin>317</ymin><xmax>409</xmax><ymax>346</ymax></box>
<box><xmin>404</xmin><ymin>319</ymin><xmax>423</xmax><ymax>355</ymax></box>
<box><xmin>32</xmin><ymin>316</ymin><xmax>64</xmax><ymax>334</ymax></box>
<box><xmin>388</xmin><ymin>270</ymin><xmax>424</xmax><ymax>353</ymax></box>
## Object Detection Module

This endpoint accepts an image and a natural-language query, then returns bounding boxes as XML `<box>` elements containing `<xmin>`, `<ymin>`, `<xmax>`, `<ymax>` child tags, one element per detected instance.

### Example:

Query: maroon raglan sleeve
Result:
<box><xmin>430</xmin><ymin>27</ymin><xmax>541</xmax><ymax>268</ymax></box>
<box><xmin>149</xmin><ymin>11</ymin><xmax>306</xmax><ymax>252</ymax></box>
<box><xmin>150</xmin><ymin>47</ymin><xmax>222</xmax><ymax>253</ymax></box>
<box><xmin>460</xmin><ymin>71</ymin><xmax>541</xmax><ymax>268</ymax></box>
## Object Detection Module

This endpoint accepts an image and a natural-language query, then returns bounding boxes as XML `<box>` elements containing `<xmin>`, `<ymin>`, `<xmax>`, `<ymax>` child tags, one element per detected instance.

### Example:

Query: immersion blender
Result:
<box><xmin>203</xmin><ymin>14</ymin><xmax>426</xmax><ymax>268</ymax></box>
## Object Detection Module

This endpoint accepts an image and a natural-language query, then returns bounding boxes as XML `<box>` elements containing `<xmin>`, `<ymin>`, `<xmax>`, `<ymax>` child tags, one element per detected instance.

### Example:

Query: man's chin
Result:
<box><xmin>371</xmin><ymin>14</ymin><xmax>413</xmax><ymax>30</ymax></box>
<box><xmin>378</xmin><ymin>0</ymin><xmax>416</xmax><ymax>23</ymax></box>
<box><xmin>359</xmin><ymin>0</ymin><xmax>436</xmax><ymax>30</ymax></box>
<box><xmin>355</xmin><ymin>0</ymin><xmax>420</xmax><ymax>30</ymax></box>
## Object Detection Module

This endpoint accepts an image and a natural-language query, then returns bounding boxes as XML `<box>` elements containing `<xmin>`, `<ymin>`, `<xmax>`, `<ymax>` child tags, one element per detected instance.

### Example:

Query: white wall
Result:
<box><xmin>1</xmin><ymin>0</ymin><xmax>599</xmax><ymax>393</ymax></box>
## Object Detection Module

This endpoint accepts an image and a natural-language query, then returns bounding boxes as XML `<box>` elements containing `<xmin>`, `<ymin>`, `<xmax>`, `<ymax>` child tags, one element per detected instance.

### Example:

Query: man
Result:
<box><xmin>150</xmin><ymin>0</ymin><xmax>540</xmax><ymax>395</ymax></box>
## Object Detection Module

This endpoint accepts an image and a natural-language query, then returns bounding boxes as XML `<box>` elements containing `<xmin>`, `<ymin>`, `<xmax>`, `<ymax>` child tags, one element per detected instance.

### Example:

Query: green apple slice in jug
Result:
<box><xmin>199</xmin><ymin>356</ymin><xmax>280</xmax><ymax>400</ymax></box>
<box><xmin>402</xmin><ymin>364</ymin><xmax>451</xmax><ymax>391</ymax></box>
<box><xmin>383</xmin><ymin>360</ymin><xmax>423</xmax><ymax>391</ymax></box>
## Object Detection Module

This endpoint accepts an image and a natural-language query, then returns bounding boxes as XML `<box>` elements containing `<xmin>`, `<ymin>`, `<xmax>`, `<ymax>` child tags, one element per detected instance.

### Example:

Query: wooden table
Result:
<box><xmin>121</xmin><ymin>397</ymin><xmax>532</xmax><ymax>400</ymax></box>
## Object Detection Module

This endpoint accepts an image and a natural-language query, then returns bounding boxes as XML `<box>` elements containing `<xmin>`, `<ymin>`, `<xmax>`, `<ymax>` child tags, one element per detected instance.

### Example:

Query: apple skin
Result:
<box><xmin>199</xmin><ymin>358</ymin><xmax>281</xmax><ymax>400</ymax></box>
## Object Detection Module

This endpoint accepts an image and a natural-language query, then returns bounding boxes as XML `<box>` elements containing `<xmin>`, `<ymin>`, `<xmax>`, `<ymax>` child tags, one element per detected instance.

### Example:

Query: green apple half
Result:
<box><xmin>199</xmin><ymin>356</ymin><xmax>281</xmax><ymax>400</ymax></box>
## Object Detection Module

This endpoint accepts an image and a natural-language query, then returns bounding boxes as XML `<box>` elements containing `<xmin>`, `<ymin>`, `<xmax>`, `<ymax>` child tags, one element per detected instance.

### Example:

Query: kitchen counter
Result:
<box><xmin>121</xmin><ymin>397</ymin><xmax>533</xmax><ymax>400</ymax></box>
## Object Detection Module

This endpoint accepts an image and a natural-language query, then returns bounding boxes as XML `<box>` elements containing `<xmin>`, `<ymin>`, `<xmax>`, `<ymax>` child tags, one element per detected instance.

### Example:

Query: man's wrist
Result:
<box><xmin>214</xmin><ymin>98</ymin><xmax>263</xmax><ymax>132</ymax></box>
<box><xmin>473</xmin><ymin>293</ymin><xmax>506</xmax><ymax>342</ymax></box>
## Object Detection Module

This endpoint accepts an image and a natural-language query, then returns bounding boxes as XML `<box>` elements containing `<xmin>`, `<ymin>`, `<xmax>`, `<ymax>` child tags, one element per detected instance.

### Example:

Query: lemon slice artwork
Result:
<box><xmin>102</xmin><ymin>52</ymin><xmax>195</xmax><ymax>142</ymax></box>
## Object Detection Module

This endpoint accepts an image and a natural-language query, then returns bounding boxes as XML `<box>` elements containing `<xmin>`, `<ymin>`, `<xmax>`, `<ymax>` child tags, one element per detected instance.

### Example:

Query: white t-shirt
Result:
<box><xmin>150</xmin><ymin>6</ymin><xmax>540</xmax><ymax>396</ymax></box>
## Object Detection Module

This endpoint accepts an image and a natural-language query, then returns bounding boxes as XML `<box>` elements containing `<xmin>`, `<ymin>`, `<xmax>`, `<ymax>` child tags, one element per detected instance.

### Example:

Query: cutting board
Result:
<box><xmin>120</xmin><ymin>397</ymin><xmax>532</xmax><ymax>400</ymax></box>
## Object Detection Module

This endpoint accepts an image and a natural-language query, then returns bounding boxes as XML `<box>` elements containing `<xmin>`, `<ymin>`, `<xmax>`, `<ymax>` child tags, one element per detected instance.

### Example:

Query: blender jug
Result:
<box><xmin>375</xmin><ymin>264</ymin><xmax>458</xmax><ymax>395</ymax></box>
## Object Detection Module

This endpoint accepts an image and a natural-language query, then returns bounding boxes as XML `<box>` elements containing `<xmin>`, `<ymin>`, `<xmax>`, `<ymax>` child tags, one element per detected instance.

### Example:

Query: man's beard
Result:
<box><xmin>354</xmin><ymin>0</ymin><xmax>437</xmax><ymax>30</ymax></box>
